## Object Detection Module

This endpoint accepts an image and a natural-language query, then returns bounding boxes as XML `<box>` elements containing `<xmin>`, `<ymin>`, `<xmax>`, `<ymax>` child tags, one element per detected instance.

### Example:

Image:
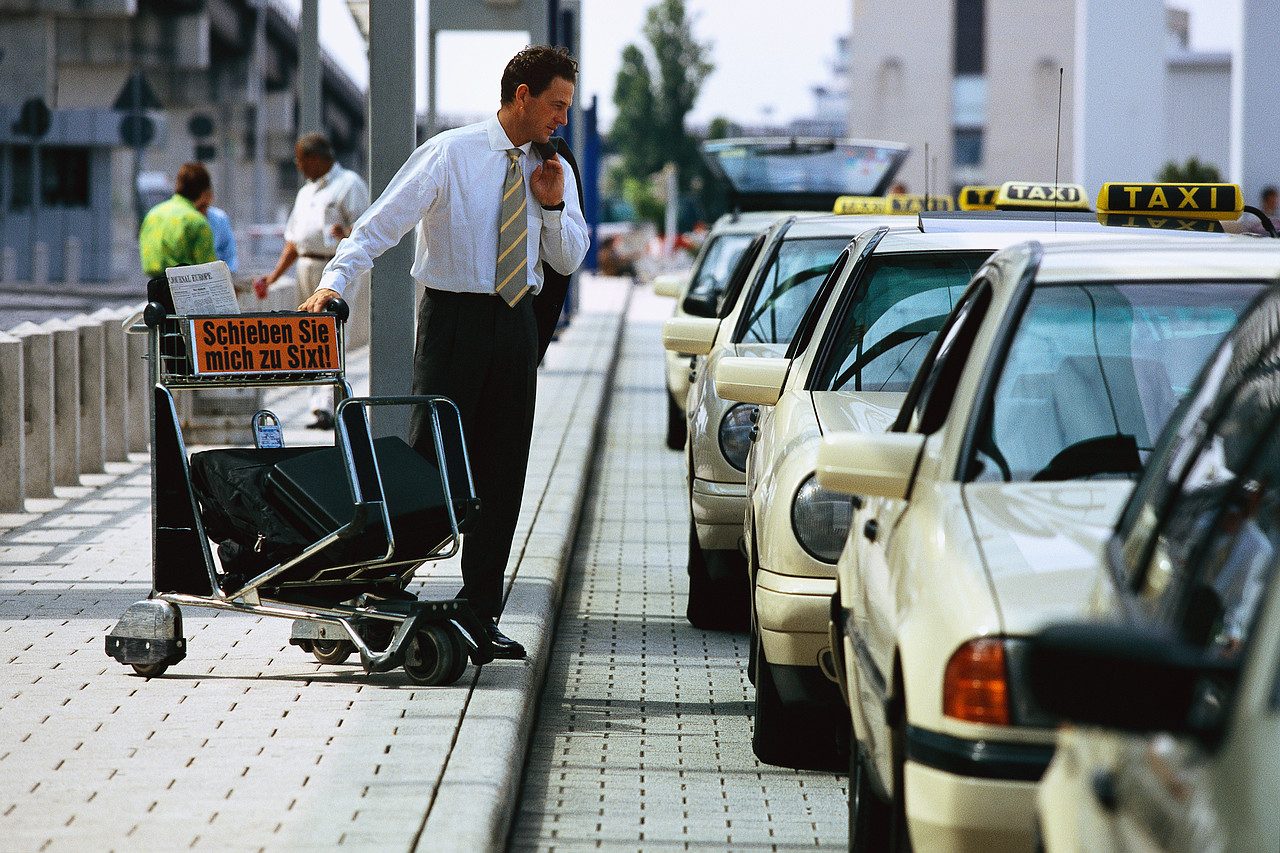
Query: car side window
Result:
<box><xmin>785</xmin><ymin>247</ymin><xmax>850</xmax><ymax>360</ymax></box>
<box><xmin>716</xmin><ymin>232</ymin><xmax>768</xmax><ymax>319</ymax></box>
<box><xmin>897</xmin><ymin>282</ymin><xmax>992</xmax><ymax>435</ymax></box>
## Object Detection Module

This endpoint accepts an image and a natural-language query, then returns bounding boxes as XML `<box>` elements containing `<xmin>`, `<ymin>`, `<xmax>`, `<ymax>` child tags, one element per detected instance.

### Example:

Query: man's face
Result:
<box><xmin>295</xmin><ymin>149</ymin><xmax>331</xmax><ymax>181</ymax></box>
<box><xmin>518</xmin><ymin>77</ymin><xmax>574</xmax><ymax>144</ymax></box>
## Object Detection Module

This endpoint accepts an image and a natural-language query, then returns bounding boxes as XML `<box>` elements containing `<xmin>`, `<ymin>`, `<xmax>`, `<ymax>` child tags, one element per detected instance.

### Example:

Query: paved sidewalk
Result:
<box><xmin>510</xmin><ymin>287</ymin><xmax>847</xmax><ymax>850</ymax></box>
<box><xmin>0</xmin><ymin>275</ymin><xmax>628</xmax><ymax>851</ymax></box>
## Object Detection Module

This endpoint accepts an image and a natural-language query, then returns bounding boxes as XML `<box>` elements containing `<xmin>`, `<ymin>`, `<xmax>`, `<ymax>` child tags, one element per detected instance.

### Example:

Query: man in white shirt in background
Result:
<box><xmin>255</xmin><ymin>132</ymin><xmax>369</xmax><ymax>429</ymax></box>
<box><xmin>300</xmin><ymin>46</ymin><xmax>589</xmax><ymax>658</ymax></box>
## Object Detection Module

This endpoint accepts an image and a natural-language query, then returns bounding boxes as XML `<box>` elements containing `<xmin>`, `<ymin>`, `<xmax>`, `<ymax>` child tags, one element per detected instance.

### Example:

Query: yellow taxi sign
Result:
<box><xmin>995</xmin><ymin>181</ymin><xmax>1091</xmax><ymax>211</ymax></box>
<box><xmin>833</xmin><ymin>194</ymin><xmax>954</xmax><ymax>215</ymax></box>
<box><xmin>1097</xmin><ymin>214</ymin><xmax>1226</xmax><ymax>233</ymax></box>
<box><xmin>1096</xmin><ymin>182</ymin><xmax>1242</xmax><ymax>221</ymax></box>
<box><xmin>957</xmin><ymin>185</ymin><xmax>999</xmax><ymax>211</ymax></box>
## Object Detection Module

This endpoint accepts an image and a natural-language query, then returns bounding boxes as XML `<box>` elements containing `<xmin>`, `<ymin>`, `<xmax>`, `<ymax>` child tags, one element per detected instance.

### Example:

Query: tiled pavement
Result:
<box><xmin>510</xmin><ymin>287</ymin><xmax>847</xmax><ymax>850</ymax></box>
<box><xmin>0</xmin><ymin>276</ymin><xmax>627</xmax><ymax>852</ymax></box>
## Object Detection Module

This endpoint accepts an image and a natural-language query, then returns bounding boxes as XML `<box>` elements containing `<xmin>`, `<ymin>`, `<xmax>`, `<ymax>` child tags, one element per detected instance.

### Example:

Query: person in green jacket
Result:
<box><xmin>139</xmin><ymin>162</ymin><xmax>218</xmax><ymax>277</ymax></box>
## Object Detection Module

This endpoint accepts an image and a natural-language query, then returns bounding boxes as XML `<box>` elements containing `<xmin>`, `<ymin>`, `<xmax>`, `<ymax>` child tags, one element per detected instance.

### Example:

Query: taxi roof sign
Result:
<box><xmin>1095</xmin><ymin>182</ymin><xmax>1243</xmax><ymax>221</ymax></box>
<box><xmin>995</xmin><ymin>181</ymin><xmax>1091</xmax><ymax>211</ymax></box>
<box><xmin>1096</xmin><ymin>213</ymin><xmax>1226</xmax><ymax>233</ymax></box>
<box><xmin>957</xmin><ymin>185</ymin><xmax>999</xmax><ymax>211</ymax></box>
<box><xmin>833</xmin><ymin>194</ymin><xmax>953</xmax><ymax>215</ymax></box>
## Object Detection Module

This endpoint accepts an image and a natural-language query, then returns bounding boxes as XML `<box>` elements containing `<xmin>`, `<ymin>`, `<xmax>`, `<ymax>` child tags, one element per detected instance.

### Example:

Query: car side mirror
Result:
<box><xmin>815</xmin><ymin>431</ymin><xmax>926</xmax><ymax>500</ymax></box>
<box><xmin>715</xmin><ymin>356</ymin><xmax>789</xmax><ymax>406</ymax></box>
<box><xmin>653</xmin><ymin>272</ymin><xmax>688</xmax><ymax>298</ymax></box>
<box><xmin>1024</xmin><ymin>622</ymin><xmax>1235</xmax><ymax>736</ymax></box>
<box><xmin>681</xmin><ymin>289</ymin><xmax>719</xmax><ymax>318</ymax></box>
<box><xmin>662</xmin><ymin>316</ymin><xmax>720</xmax><ymax>356</ymax></box>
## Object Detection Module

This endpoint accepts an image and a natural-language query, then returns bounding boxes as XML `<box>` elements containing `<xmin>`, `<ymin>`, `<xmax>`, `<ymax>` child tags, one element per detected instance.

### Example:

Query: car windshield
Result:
<box><xmin>739</xmin><ymin>237</ymin><xmax>850</xmax><ymax>344</ymax></box>
<box><xmin>704</xmin><ymin>141</ymin><xmax>904</xmax><ymax>196</ymax></box>
<box><xmin>970</xmin><ymin>282</ymin><xmax>1267</xmax><ymax>483</ymax></box>
<box><xmin>688</xmin><ymin>234</ymin><xmax>755</xmax><ymax>300</ymax></box>
<box><xmin>812</xmin><ymin>252</ymin><xmax>991</xmax><ymax>393</ymax></box>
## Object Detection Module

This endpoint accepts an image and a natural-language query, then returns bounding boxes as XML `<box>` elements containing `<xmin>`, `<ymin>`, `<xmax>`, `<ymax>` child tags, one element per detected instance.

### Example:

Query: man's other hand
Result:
<box><xmin>300</xmin><ymin>287</ymin><xmax>341</xmax><ymax>313</ymax></box>
<box><xmin>252</xmin><ymin>276</ymin><xmax>270</xmax><ymax>299</ymax></box>
<box><xmin>530</xmin><ymin>155</ymin><xmax>565</xmax><ymax>208</ymax></box>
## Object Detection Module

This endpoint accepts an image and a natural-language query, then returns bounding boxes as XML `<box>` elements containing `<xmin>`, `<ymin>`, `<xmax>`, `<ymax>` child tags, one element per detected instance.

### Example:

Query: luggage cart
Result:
<box><xmin>106</xmin><ymin>291</ymin><xmax>493</xmax><ymax>685</ymax></box>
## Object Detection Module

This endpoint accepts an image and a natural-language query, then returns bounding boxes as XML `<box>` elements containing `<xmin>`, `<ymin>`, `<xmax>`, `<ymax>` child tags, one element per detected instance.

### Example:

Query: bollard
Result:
<box><xmin>64</xmin><ymin>237</ymin><xmax>81</xmax><ymax>287</ymax></box>
<box><xmin>0</xmin><ymin>332</ymin><xmax>25</xmax><ymax>511</ymax></box>
<box><xmin>70</xmin><ymin>314</ymin><xmax>106</xmax><ymax>475</ymax></box>
<box><xmin>42</xmin><ymin>318</ymin><xmax>81</xmax><ymax>486</ymax></box>
<box><xmin>92</xmin><ymin>307</ymin><xmax>131</xmax><ymax>463</ymax></box>
<box><xmin>32</xmin><ymin>242</ymin><xmax>49</xmax><ymax>286</ymax></box>
<box><xmin>125</xmin><ymin>309</ymin><xmax>149</xmax><ymax>454</ymax></box>
<box><xmin>9</xmin><ymin>322</ymin><xmax>55</xmax><ymax>499</ymax></box>
<box><xmin>1</xmin><ymin>247</ymin><xmax>15</xmax><ymax>283</ymax></box>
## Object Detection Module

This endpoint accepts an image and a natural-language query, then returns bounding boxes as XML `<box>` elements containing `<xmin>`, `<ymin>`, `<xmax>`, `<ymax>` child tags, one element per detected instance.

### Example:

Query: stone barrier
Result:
<box><xmin>9</xmin><ymin>322</ymin><xmax>55</xmax><ymax>500</ymax></box>
<box><xmin>92</xmin><ymin>307</ymin><xmax>133</xmax><ymax>464</ymax></box>
<box><xmin>0</xmin><ymin>332</ymin><xmax>23</xmax><ymax>512</ymax></box>
<box><xmin>42</xmin><ymin>318</ymin><xmax>81</xmax><ymax>487</ymax></box>
<box><xmin>69</xmin><ymin>314</ymin><xmax>107</xmax><ymax>476</ymax></box>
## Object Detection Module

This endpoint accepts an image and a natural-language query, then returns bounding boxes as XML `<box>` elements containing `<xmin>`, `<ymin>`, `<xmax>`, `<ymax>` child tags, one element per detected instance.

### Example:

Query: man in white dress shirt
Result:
<box><xmin>300</xmin><ymin>47</ymin><xmax>589</xmax><ymax>657</ymax></box>
<box><xmin>255</xmin><ymin>133</ymin><xmax>369</xmax><ymax>428</ymax></box>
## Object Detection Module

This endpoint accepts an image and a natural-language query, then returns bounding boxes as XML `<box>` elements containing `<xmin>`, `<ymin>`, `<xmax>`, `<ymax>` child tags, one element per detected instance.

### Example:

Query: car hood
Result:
<box><xmin>812</xmin><ymin>390</ymin><xmax>905</xmax><ymax>435</ymax></box>
<box><xmin>962</xmin><ymin>481</ymin><xmax>1133</xmax><ymax>634</ymax></box>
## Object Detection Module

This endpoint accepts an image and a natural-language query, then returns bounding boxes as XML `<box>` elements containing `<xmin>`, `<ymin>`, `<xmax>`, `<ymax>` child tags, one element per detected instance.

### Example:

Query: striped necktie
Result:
<box><xmin>495</xmin><ymin>148</ymin><xmax>530</xmax><ymax>306</ymax></box>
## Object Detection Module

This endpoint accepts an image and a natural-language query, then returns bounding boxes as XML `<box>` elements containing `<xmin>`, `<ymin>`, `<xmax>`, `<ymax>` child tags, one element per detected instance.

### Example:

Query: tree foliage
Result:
<box><xmin>1158</xmin><ymin>156</ymin><xmax>1222</xmax><ymax>183</ymax></box>
<box><xmin>610</xmin><ymin>0</ymin><xmax>716</xmax><ymax>224</ymax></box>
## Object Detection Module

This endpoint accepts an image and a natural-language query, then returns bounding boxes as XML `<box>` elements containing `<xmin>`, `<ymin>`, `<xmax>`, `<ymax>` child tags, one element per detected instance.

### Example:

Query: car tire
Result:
<box><xmin>751</xmin><ymin>633</ymin><xmax>844</xmax><ymax>771</ymax></box>
<box><xmin>849</xmin><ymin>728</ymin><xmax>892</xmax><ymax>851</ymax></box>
<box><xmin>686</xmin><ymin>520</ymin><xmax>751</xmax><ymax>631</ymax></box>
<box><xmin>665</xmin><ymin>390</ymin><xmax>687</xmax><ymax>450</ymax></box>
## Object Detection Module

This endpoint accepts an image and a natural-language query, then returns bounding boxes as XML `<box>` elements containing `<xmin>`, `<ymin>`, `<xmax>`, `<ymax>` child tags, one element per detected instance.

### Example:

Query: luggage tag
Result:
<box><xmin>252</xmin><ymin>410</ymin><xmax>284</xmax><ymax>449</ymax></box>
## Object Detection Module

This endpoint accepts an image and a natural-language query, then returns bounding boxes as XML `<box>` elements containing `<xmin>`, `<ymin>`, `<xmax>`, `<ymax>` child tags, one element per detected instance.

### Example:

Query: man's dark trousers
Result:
<box><xmin>408</xmin><ymin>287</ymin><xmax>537</xmax><ymax>622</ymax></box>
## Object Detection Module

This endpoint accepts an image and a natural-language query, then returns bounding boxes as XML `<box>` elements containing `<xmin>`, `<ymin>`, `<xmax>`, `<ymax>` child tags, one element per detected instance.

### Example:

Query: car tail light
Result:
<box><xmin>943</xmin><ymin>638</ymin><xmax>1011</xmax><ymax>725</ymax></box>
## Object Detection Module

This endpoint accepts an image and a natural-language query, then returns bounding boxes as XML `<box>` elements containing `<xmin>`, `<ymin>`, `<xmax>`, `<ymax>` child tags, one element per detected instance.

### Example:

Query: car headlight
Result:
<box><xmin>790</xmin><ymin>474</ymin><xmax>856</xmax><ymax>563</ymax></box>
<box><xmin>719</xmin><ymin>403</ymin><xmax>755</xmax><ymax>471</ymax></box>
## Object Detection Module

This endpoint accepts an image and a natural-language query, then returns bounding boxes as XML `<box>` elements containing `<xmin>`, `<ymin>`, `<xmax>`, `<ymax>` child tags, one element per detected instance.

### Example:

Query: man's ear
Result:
<box><xmin>513</xmin><ymin>83</ymin><xmax>531</xmax><ymax>108</ymax></box>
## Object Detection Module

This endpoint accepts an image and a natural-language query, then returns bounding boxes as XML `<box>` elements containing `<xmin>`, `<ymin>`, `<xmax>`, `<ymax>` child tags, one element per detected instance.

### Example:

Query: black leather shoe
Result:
<box><xmin>483</xmin><ymin>620</ymin><xmax>526</xmax><ymax>660</ymax></box>
<box><xmin>306</xmin><ymin>410</ymin><xmax>334</xmax><ymax>430</ymax></box>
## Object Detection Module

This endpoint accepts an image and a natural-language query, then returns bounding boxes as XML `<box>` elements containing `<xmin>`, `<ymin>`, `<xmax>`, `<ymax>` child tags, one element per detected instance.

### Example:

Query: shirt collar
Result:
<box><xmin>170</xmin><ymin>193</ymin><xmax>199</xmax><ymax>212</ymax></box>
<box><xmin>310</xmin><ymin>162</ymin><xmax>342</xmax><ymax>188</ymax></box>
<box><xmin>486</xmin><ymin>114</ymin><xmax>531</xmax><ymax>156</ymax></box>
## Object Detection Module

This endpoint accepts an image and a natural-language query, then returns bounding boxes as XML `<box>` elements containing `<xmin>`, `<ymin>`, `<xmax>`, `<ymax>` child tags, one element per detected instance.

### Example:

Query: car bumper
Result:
<box><xmin>691</xmin><ymin>478</ymin><xmax>746</xmax><ymax>551</ymax></box>
<box><xmin>756</xmin><ymin>568</ymin><xmax>834</xmax><ymax>668</ymax></box>
<box><xmin>903</xmin><ymin>726</ymin><xmax>1054</xmax><ymax>851</ymax></box>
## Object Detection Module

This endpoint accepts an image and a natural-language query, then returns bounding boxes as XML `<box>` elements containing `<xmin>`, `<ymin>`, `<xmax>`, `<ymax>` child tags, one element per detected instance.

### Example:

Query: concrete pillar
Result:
<box><xmin>92</xmin><ymin>307</ymin><xmax>131</xmax><ymax>463</ymax></box>
<box><xmin>70</xmin><ymin>315</ymin><xmax>106</xmax><ymax>475</ymax></box>
<box><xmin>299</xmin><ymin>0</ymin><xmax>321</xmax><ymax>134</ymax></box>
<box><xmin>9</xmin><ymin>322</ymin><xmax>55</xmax><ymax>499</ymax></box>
<box><xmin>1231</xmin><ymin>0</ymin><xmax>1280</xmax><ymax>204</ymax></box>
<box><xmin>1073</xmin><ymin>0</ymin><xmax>1166</xmax><ymax>193</ymax></box>
<box><xmin>0</xmin><ymin>332</ymin><xmax>24</xmax><ymax>511</ymax></box>
<box><xmin>43</xmin><ymin>318</ymin><xmax>81</xmax><ymax>486</ymax></box>
<box><xmin>32</xmin><ymin>241</ymin><xmax>49</xmax><ymax>285</ymax></box>
<box><xmin>1</xmin><ymin>247</ymin><xmax>14</xmax><ymax>282</ymax></box>
<box><xmin>126</xmin><ymin>320</ymin><xmax>149</xmax><ymax>454</ymax></box>
<box><xmin>368</xmin><ymin>2</ymin><xmax>418</xmax><ymax>439</ymax></box>
<box><xmin>64</xmin><ymin>237</ymin><xmax>81</xmax><ymax>287</ymax></box>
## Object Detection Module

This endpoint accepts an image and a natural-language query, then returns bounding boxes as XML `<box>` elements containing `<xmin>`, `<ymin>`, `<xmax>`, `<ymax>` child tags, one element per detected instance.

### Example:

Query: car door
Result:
<box><xmin>848</xmin><ymin>281</ymin><xmax>994</xmax><ymax>782</ymax></box>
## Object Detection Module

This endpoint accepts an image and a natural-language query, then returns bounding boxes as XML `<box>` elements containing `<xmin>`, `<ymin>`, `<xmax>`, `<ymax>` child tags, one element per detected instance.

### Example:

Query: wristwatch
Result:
<box><xmin>540</xmin><ymin>201</ymin><xmax>565</xmax><ymax>211</ymax></box>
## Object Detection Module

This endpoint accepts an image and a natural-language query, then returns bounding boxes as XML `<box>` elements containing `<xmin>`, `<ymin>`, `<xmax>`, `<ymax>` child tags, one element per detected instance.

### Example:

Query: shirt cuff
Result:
<box><xmin>541</xmin><ymin>207</ymin><xmax>563</xmax><ymax>226</ymax></box>
<box><xmin>317</xmin><ymin>270</ymin><xmax>346</xmax><ymax>297</ymax></box>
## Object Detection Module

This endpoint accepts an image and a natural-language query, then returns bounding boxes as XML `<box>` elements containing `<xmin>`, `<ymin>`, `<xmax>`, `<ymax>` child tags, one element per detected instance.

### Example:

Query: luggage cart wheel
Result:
<box><xmin>403</xmin><ymin>623</ymin><xmax>467</xmax><ymax>686</ymax></box>
<box><xmin>312</xmin><ymin>639</ymin><xmax>355</xmax><ymax>665</ymax></box>
<box><xmin>132</xmin><ymin>662</ymin><xmax>170</xmax><ymax>678</ymax></box>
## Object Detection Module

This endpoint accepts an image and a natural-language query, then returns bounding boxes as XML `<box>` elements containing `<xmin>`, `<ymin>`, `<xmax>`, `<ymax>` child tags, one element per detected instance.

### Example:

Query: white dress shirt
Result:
<box><xmin>318</xmin><ymin>115</ymin><xmax>589</xmax><ymax>298</ymax></box>
<box><xmin>284</xmin><ymin>162</ymin><xmax>370</xmax><ymax>258</ymax></box>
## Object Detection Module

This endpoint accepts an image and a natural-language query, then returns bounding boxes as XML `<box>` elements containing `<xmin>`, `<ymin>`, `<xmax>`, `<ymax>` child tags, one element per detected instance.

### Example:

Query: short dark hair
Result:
<box><xmin>500</xmin><ymin>45</ymin><xmax>578</xmax><ymax>104</ymax></box>
<box><xmin>296</xmin><ymin>132</ymin><xmax>334</xmax><ymax>162</ymax></box>
<box><xmin>174</xmin><ymin>162</ymin><xmax>212</xmax><ymax>201</ymax></box>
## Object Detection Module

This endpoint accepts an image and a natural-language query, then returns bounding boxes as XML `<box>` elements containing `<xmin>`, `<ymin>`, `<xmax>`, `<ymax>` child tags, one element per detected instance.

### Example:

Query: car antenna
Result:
<box><xmin>1053</xmin><ymin>67</ymin><xmax>1064</xmax><ymax>232</ymax></box>
<box><xmin>923</xmin><ymin>141</ymin><xmax>930</xmax><ymax>210</ymax></box>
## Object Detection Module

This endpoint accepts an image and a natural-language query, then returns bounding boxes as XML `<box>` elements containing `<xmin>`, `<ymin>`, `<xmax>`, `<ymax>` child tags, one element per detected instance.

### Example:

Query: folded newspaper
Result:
<box><xmin>165</xmin><ymin>260</ymin><xmax>239</xmax><ymax>315</ymax></box>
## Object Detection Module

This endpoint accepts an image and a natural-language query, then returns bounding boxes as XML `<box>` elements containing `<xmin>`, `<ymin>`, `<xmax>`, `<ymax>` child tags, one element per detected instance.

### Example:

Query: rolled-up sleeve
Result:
<box><xmin>539</xmin><ymin>161</ymin><xmax>590</xmax><ymax>276</ymax></box>
<box><xmin>319</xmin><ymin>144</ymin><xmax>442</xmax><ymax>296</ymax></box>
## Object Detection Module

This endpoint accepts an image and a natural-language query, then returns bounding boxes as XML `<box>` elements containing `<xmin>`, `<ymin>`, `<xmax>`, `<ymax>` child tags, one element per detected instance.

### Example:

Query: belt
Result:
<box><xmin>298</xmin><ymin>253</ymin><xmax>333</xmax><ymax>261</ymax></box>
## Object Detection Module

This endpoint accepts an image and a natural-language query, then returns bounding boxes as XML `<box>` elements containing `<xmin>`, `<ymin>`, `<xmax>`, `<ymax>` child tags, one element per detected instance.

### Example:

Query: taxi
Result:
<box><xmin>816</xmin><ymin>222</ymin><xmax>1274</xmax><ymax>849</ymax></box>
<box><xmin>662</xmin><ymin>212</ymin><xmax>906</xmax><ymax>630</ymax></box>
<box><xmin>1028</xmin><ymin>287</ymin><xmax>1280</xmax><ymax>851</ymax></box>
<box><xmin>715</xmin><ymin>226</ymin><xmax>1121</xmax><ymax>771</ymax></box>
<box><xmin>655</xmin><ymin>211</ymin><xmax>786</xmax><ymax>449</ymax></box>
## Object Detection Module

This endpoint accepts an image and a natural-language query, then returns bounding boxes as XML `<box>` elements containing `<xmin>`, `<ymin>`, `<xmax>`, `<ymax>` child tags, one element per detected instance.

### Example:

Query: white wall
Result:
<box><xmin>1164</xmin><ymin>54</ymin><xmax>1231</xmax><ymax>176</ymax></box>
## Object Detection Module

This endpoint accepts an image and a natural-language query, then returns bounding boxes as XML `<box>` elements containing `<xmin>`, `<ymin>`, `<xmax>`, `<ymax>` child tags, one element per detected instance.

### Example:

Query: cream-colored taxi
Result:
<box><xmin>655</xmin><ymin>211</ymin><xmax>787</xmax><ymax>449</ymax></box>
<box><xmin>1027</xmin><ymin>287</ymin><xmax>1280</xmax><ymax>851</ymax></box>
<box><xmin>816</xmin><ymin>236</ymin><xmax>1275</xmax><ymax>850</ymax></box>
<box><xmin>663</xmin><ymin>213</ymin><xmax>904</xmax><ymax>630</ymax></box>
<box><xmin>717</xmin><ymin>229</ymin><xmax>1100</xmax><ymax>771</ymax></box>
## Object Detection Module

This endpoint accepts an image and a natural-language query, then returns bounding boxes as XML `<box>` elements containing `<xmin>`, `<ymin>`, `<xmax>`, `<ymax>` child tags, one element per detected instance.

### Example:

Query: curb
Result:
<box><xmin>415</xmin><ymin>285</ymin><xmax>633</xmax><ymax>850</ymax></box>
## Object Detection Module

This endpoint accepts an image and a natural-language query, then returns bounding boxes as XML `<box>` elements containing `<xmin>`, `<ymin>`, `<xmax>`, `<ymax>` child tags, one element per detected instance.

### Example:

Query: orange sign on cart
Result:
<box><xmin>188</xmin><ymin>315</ymin><xmax>340</xmax><ymax>375</ymax></box>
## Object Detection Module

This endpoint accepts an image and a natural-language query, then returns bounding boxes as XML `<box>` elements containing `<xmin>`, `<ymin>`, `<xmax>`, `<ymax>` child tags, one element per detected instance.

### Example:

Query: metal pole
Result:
<box><xmin>298</xmin><ymin>0</ymin><xmax>321</xmax><ymax>134</ymax></box>
<box><xmin>368</xmin><ymin>2</ymin><xmax>418</xmax><ymax>438</ymax></box>
<box><xmin>249</xmin><ymin>0</ymin><xmax>268</xmax><ymax>228</ymax></box>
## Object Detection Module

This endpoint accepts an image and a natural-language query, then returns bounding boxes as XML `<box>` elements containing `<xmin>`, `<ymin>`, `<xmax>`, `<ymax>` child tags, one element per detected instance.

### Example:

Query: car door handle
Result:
<box><xmin>863</xmin><ymin>519</ymin><xmax>879</xmax><ymax>542</ymax></box>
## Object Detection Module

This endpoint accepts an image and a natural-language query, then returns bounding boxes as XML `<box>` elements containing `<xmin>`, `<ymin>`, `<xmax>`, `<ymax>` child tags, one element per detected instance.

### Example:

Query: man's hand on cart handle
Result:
<box><xmin>300</xmin><ymin>288</ymin><xmax>341</xmax><ymax>313</ymax></box>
